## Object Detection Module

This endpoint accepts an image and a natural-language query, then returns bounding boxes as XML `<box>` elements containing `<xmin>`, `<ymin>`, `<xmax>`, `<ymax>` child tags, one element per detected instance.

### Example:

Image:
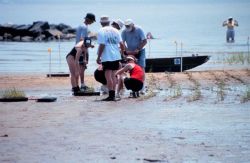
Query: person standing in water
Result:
<box><xmin>223</xmin><ymin>17</ymin><xmax>239</xmax><ymax>43</ymax></box>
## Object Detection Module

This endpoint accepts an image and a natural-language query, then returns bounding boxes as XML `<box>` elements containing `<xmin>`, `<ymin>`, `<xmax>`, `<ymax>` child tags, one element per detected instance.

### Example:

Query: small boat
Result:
<box><xmin>145</xmin><ymin>55</ymin><xmax>210</xmax><ymax>72</ymax></box>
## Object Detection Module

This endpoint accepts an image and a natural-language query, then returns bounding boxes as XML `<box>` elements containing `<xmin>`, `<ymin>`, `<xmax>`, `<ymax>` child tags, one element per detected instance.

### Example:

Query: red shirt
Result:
<box><xmin>129</xmin><ymin>64</ymin><xmax>144</xmax><ymax>82</ymax></box>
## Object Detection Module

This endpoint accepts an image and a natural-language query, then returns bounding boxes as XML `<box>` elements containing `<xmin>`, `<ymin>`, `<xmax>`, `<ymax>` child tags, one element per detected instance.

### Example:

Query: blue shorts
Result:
<box><xmin>226</xmin><ymin>30</ymin><xmax>235</xmax><ymax>41</ymax></box>
<box><xmin>137</xmin><ymin>49</ymin><xmax>146</xmax><ymax>68</ymax></box>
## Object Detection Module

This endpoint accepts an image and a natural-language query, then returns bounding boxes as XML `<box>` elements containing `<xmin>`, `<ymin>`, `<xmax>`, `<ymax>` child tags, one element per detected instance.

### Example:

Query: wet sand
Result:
<box><xmin>0</xmin><ymin>70</ymin><xmax>250</xmax><ymax>162</ymax></box>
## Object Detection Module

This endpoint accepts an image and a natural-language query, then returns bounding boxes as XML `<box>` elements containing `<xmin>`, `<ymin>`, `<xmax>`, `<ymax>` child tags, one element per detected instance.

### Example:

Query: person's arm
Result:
<box><xmin>136</xmin><ymin>39</ymin><xmax>147</xmax><ymax>52</ymax></box>
<box><xmin>96</xmin><ymin>30</ymin><xmax>105</xmax><ymax>64</ymax></box>
<box><xmin>234</xmin><ymin>20</ymin><xmax>239</xmax><ymax>26</ymax></box>
<box><xmin>97</xmin><ymin>44</ymin><xmax>105</xmax><ymax>64</ymax></box>
<box><xmin>222</xmin><ymin>21</ymin><xmax>227</xmax><ymax>27</ymax></box>
<box><xmin>116</xmin><ymin>64</ymin><xmax>133</xmax><ymax>76</ymax></box>
<box><xmin>134</xmin><ymin>28</ymin><xmax>147</xmax><ymax>54</ymax></box>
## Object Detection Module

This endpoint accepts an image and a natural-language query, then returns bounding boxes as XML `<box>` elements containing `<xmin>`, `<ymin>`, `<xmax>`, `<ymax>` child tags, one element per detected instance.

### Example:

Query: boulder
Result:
<box><xmin>15</xmin><ymin>24</ymin><xmax>32</xmax><ymax>36</ymax></box>
<box><xmin>62</xmin><ymin>28</ymin><xmax>76</xmax><ymax>34</ymax></box>
<box><xmin>12</xmin><ymin>36</ymin><xmax>21</xmax><ymax>41</ymax></box>
<box><xmin>3</xmin><ymin>33</ymin><xmax>13</xmax><ymax>40</ymax></box>
<box><xmin>62</xmin><ymin>33</ymin><xmax>75</xmax><ymax>40</ymax></box>
<box><xmin>43</xmin><ymin>29</ymin><xmax>63</xmax><ymax>39</ymax></box>
<box><xmin>56</xmin><ymin>23</ymin><xmax>71</xmax><ymax>31</ymax></box>
<box><xmin>0</xmin><ymin>24</ymin><xmax>18</xmax><ymax>36</ymax></box>
<box><xmin>34</xmin><ymin>34</ymin><xmax>46</xmax><ymax>41</ymax></box>
<box><xmin>21</xmin><ymin>36</ymin><xmax>33</xmax><ymax>42</ymax></box>
<box><xmin>29</xmin><ymin>21</ymin><xmax>49</xmax><ymax>37</ymax></box>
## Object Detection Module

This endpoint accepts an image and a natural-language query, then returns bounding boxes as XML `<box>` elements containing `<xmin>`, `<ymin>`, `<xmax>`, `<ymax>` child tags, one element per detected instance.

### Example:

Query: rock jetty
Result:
<box><xmin>0</xmin><ymin>21</ymin><xmax>76</xmax><ymax>42</ymax></box>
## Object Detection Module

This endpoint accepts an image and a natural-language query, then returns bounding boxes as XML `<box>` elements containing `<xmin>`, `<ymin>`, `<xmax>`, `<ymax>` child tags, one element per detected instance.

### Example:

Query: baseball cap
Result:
<box><xmin>124</xmin><ymin>19</ymin><xmax>134</xmax><ymax>26</ymax></box>
<box><xmin>85</xmin><ymin>13</ymin><xmax>96</xmax><ymax>22</ymax></box>
<box><xmin>100</xmin><ymin>15</ymin><xmax>110</xmax><ymax>23</ymax></box>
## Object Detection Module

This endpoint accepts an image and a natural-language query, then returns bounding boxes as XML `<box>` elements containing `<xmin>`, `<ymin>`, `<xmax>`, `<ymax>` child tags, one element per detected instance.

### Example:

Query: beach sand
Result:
<box><xmin>0</xmin><ymin>70</ymin><xmax>250</xmax><ymax>162</ymax></box>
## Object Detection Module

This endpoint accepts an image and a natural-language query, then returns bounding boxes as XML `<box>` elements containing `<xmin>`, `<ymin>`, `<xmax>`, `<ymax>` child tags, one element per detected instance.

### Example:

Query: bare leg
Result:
<box><xmin>105</xmin><ymin>70</ymin><xmax>113</xmax><ymax>91</ymax></box>
<box><xmin>79</xmin><ymin>65</ymin><xmax>86</xmax><ymax>87</ymax></box>
<box><xmin>116</xmin><ymin>74</ymin><xmax>124</xmax><ymax>95</ymax></box>
<box><xmin>111</xmin><ymin>70</ymin><xmax>117</xmax><ymax>91</ymax></box>
<box><xmin>66</xmin><ymin>55</ymin><xmax>79</xmax><ymax>88</ymax></box>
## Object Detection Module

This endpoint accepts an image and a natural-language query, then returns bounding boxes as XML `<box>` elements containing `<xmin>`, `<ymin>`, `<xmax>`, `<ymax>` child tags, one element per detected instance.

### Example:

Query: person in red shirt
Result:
<box><xmin>116</xmin><ymin>55</ymin><xmax>145</xmax><ymax>98</ymax></box>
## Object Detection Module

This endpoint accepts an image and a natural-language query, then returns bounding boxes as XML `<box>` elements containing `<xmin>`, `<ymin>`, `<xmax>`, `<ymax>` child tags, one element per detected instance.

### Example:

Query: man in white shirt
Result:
<box><xmin>96</xmin><ymin>16</ymin><xmax>125</xmax><ymax>101</ymax></box>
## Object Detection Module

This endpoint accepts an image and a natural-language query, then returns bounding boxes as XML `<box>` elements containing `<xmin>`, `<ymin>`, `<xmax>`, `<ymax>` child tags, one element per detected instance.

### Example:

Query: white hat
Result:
<box><xmin>126</xmin><ymin>55</ymin><xmax>136</xmax><ymax>61</ymax></box>
<box><xmin>124</xmin><ymin>19</ymin><xmax>134</xmax><ymax>26</ymax></box>
<box><xmin>100</xmin><ymin>15</ymin><xmax>110</xmax><ymax>23</ymax></box>
<box><xmin>112</xmin><ymin>19</ymin><xmax>124</xmax><ymax>29</ymax></box>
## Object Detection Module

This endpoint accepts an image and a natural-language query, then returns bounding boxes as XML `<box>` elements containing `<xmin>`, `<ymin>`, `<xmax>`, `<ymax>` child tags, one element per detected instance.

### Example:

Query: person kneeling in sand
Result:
<box><xmin>94</xmin><ymin>64</ymin><xmax>109</xmax><ymax>94</ymax></box>
<box><xmin>116</xmin><ymin>55</ymin><xmax>145</xmax><ymax>98</ymax></box>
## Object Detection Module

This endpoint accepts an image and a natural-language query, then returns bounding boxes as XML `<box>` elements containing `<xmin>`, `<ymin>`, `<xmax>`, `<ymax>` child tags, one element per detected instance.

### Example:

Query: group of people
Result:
<box><xmin>66</xmin><ymin>13</ymin><xmax>147</xmax><ymax>101</ymax></box>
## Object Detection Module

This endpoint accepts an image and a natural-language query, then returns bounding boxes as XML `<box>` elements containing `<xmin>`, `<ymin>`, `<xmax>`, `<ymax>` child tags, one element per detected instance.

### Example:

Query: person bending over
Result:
<box><xmin>66</xmin><ymin>40</ymin><xmax>92</xmax><ymax>94</ymax></box>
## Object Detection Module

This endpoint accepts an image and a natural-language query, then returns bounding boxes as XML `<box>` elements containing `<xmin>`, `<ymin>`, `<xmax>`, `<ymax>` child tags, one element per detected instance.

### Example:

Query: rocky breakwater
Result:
<box><xmin>0</xmin><ymin>21</ymin><xmax>76</xmax><ymax>42</ymax></box>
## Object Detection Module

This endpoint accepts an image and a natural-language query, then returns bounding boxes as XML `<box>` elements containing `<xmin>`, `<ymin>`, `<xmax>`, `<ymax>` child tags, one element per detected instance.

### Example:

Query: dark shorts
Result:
<box><xmin>79</xmin><ymin>52</ymin><xmax>89</xmax><ymax>65</ymax></box>
<box><xmin>124</xmin><ymin>77</ymin><xmax>143</xmax><ymax>92</ymax></box>
<box><xmin>79</xmin><ymin>53</ymin><xmax>89</xmax><ymax>69</ymax></box>
<box><xmin>102</xmin><ymin>60</ymin><xmax>120</xmax><ymax>71</ymax></box>
<box><xmin>94</xmin><ymin>69</ymin><xmax>107</xmax><ymax>85</ymax></box>
<box><xmin>66</xmin><ymin>47</ymin><xmax>88</xmax><ymax>69</ymax></box>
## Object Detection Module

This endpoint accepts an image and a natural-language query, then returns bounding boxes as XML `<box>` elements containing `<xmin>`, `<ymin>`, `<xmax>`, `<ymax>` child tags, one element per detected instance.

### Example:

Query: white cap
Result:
<box><xmin>112</xmin><ymin>19</ymin><xmax>124</xmax><ymax>29</ymax></box>
<box><xmin>228</xmin><ymin>16</ymin><xmax>233</xmax><ymax>19</ymax></box>
<box><xmin>124</xmin><ymin>19</ymin><xmax>134</xmax><ymax>26</ymax></box>
<box><xmin>100</xmin><ymin>15</ymin><xmax>110</xmax><ymax>23</ymax></box>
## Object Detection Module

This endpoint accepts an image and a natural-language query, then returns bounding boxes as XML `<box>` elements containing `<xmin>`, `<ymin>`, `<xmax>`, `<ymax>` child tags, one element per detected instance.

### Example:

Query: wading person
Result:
<box><xmin>223</xmin><ymin>17</ymin><xmax>239</xmax><ymax>43</ymax></box>
<box><xmin>76</xmin><ymin>13</ymin><xmax>96</xmax><ymax>90</ymax></box>
<box><xmin>121</xmin><ymin>19</ymin><xmax>147</xmax><ymax>93</ymax></box>
<box><xmin>96</xmin><ymin>16</ymin><xmax>125</xmax><ymax>101</ymax></box>
<box><xmin>116</xmin><ymin>55</ymin><xmax>145</xmax><ymax>98</ymax></box>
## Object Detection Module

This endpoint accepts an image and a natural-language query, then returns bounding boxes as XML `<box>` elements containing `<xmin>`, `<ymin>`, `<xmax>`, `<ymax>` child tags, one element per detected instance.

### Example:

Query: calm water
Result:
<box><xmin>0</xmin><ymin>0</ymin><xmax>249</xmax><ymax>74</ymax></box>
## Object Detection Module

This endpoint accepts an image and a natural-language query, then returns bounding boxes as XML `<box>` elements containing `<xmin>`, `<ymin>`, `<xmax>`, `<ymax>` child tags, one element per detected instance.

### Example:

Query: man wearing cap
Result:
<box><xmin>96</xmin><ymin>15</ymin><xmax>125</xmax><ymax>101</ymax></box>
<box><xmin>121</xmin><ymin>19</ymin><xmax>147</xmax><ymax>69</ymax></box>
<box><xmin>94</xmin><ymin>19</ymin><xmax>124</xmax><ymax>95</ymax></box>
<box><xmin>76</xmin><ymin>13</ymin><xmax>95</xmax><ymax>90</ymax></box>
<box><xmin>122</xmin><ymin>19</ymin><xmax>147</xmax><ymax>94</ymax></box>
<box><xmin>222</xmin><ymin>17</ymin><xmax>239</xmax><ymax>43</ymax></box>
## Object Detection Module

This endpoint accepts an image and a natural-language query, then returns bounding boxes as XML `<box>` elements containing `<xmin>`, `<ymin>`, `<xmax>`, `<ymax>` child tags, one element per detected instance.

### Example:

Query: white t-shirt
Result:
<box><xmin>97</xmin><ymin>26</ymin><xmax>122</xmax><ymax>62</ymax></box>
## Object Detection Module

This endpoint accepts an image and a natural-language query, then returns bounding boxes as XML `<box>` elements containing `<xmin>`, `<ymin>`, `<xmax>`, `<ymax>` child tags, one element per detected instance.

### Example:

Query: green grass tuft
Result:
<box><xmin>0</xmin><ymin>88</ymin><xmax>26</xmax><ymax>99</ymax></box>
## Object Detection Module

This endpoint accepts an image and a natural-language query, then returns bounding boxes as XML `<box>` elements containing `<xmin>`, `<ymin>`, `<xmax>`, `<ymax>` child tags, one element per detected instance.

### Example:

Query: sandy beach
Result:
<box><xmin>0</xmin><ymin>69</ymin><xmax>250</xmax><ymax>162</ymax></box>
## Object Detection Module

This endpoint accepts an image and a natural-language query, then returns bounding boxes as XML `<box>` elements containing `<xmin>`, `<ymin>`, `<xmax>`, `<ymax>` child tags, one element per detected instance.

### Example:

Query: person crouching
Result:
<box><xmin>116</xmin><ymin>55</ymin><xmax>145</xmax><ymax>98</ymax></box>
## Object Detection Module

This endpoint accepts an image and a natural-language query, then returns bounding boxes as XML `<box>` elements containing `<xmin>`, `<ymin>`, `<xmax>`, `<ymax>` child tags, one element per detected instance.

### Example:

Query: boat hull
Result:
<box><xmin>145</xmin><ymin>55</ymin><xmax>210</xmax><ymax>72</ymax></box>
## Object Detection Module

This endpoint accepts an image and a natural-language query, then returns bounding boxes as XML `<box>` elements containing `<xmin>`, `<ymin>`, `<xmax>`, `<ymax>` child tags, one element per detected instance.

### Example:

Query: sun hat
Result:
<box><xmin>100</xmin><ymin>15</ymin><xmax>110</xmax><ymax>23</ymax></box>
<box><xmin>85</xmin><ymin>13</ymin><xmax>96</xmax><ymax>22</ymax></box>
<box><xmin>124</xmin><ymin>19</ymin><xmax>134</xmax><ymax>26</ymax></box>
<box><xmin>112</xmin><ymin>19</ymin><xmax>124</xmax><ymax>29</ymax></box>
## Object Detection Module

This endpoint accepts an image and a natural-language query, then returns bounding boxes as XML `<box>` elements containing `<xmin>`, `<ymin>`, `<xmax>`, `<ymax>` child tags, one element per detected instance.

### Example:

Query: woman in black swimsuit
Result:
<box><xmin>66</xmin><ymin>40</ymin><xmax>88</xmax><ymax>93</ymax></box>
